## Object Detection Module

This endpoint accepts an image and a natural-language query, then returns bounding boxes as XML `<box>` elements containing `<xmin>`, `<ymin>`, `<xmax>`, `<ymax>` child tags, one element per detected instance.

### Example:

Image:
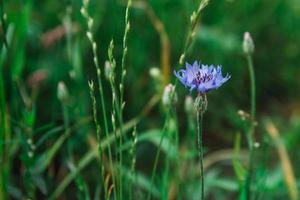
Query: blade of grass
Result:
<box><xmin>265</xmin><ymin>119</ymin><xmax>299</xmax><ymax>200</ymax></box>
<box><xmin>48</xmin><ymin>117</ymin><xmax>138</xmax><ymax>200</ymax></box>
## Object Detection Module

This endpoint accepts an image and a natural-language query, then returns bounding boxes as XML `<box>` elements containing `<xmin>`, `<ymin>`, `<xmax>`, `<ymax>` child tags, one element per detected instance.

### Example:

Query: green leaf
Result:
<box><xmin>232</xmin><ymin>132</ymin><xmax>246</xmax><ymax>183</ymax></box>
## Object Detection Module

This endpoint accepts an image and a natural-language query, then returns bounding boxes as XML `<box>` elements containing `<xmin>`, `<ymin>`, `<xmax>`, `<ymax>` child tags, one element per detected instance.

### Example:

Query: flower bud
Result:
<box><xmin>194</xmin><ymin>94</ymin><xmax>207</xmax><ymax>114</ymax></box>
<box><xmin>149</xmin><ymin>67</ymin><xmax>161</xmax><ymax>80</ymax></box>
<box><xmin>243</xmin><ymin>32</ymin><xmax>254</xmax><ymax>55</ymax></box>
<box><xmin>162</xmin><ymin>84</ymin><xmax>177</xmax><ymax>106</ymax></box>
<box><xmin>57</xmin><ymin>81</ymin><xmax>69</xmax><ymax>102</ymax></box>
<box><xmin>184</xmin><ymin>95</ymin><xmax>194</xmax><ymax>114</ymax></box>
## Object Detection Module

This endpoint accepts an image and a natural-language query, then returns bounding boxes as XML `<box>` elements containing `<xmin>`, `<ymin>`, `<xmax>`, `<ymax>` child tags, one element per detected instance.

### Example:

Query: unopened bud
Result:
<box><xmin>184</xmin><ymin>95</ymin><xmax>194</xmax><ymax>113</ymax></box>
<box><xmin>149</xmin><ymin>67</ymin><xmax>161</xmax><ymax>80</ymax></box>
<box><xmin>243</xmin><ymin>32</ymin><xmax>254</xmax><ymax>55</ymax></box>
<box><xmin>194</xmin><ymin>94</ymin><xmax>207</xmax><ymax>114</ymax></box>
<box><xmin>254</xmin><ymin>142</ymin><xmax>260</xmax><ymax>148</ymax></box>
<box><xmin>179</xmin><ymin>54</ymin><xmax>185</xmax><ymax>65</ymax></box>
<box><xmin>162</xmin><ymin>84</ymin><xmax>177</xmax><ymax>106</ymax></box>
<box><xmin>57</xmin><ymin>81</ymin><xmax>69</xmax><ymax>102</ymax></box>
<box><xmin>28</xmin><ymin>151</ymin><xmax>34</xmax><ymax>158</ymax></box>
<box><xmin>69</xmin><ymin>70</ymin><xmax>76</xmax><ymax>79</ymax></box>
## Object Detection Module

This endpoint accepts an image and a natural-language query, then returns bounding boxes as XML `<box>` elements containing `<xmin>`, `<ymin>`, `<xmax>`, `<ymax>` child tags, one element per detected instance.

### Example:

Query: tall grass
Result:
<box><xmin>1</xmin><ymin>0</ymin><xmax>300</xmax><ymax>199</ymax></box>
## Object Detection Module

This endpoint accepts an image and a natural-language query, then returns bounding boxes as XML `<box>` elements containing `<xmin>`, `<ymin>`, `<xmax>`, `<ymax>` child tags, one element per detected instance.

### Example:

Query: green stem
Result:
<box><xmin>0</xmin><ymin>56</ymin><xmax>7</xmax><ymax>200</ymax></box>
<box><xmin>179</xmin><ymin>0</ymin><xmax>210</xmax><ymax>65</ymax></box>
<box><xmin>146</xmin><ymin>112</ymin><xmax>171</xmax><ymax>200</ymax></box>
<box><xmin>82</xmin><ymin>5</ymin><xmax>116</xmax><ymax>196</ymax></box>
<box><xmin>245</xmin><ymin>54</ymin><xmax>256</xmax><ymax>200</ymax></box>
<box><xmin>247</xmin><ymin>55</ymin><xmax>256</xmax><ymax>121</ymax></box>
<box><xmin>0</xmin><ymin>2</ymin><xmax>9</xmax><ymax>197</ymax></box>
<box><xmin>0</xmin><ymin>1</ymin><xmax>8</xmax><ymax>49</ymax></box>
<box><xmin>173</xmin><ymin>109</ymin><xmax>181</xmax><ymax>198</ymax></box>
<box><xmin>119</xmin><ymin>1</ymin><xmax>132</xmax><ymax>196</ymax></box>
<box><xmin>197</xmin><ymin>111</ymin><xmax>204</xmax><ymax>200</ymax></box>
<box><xmin>88</xmin><ymin>83</ymin><xmax>108</xmax><ymax>200</ymax></box>
<box><xmin>109</xmin><ymin>74</ymin><xmax>123</xmax><ymax>200</ymax></box>
<box><xmin>48</xmin><ymin>94</ymin><xmax>158</xmax><ymax>200</ymax></box>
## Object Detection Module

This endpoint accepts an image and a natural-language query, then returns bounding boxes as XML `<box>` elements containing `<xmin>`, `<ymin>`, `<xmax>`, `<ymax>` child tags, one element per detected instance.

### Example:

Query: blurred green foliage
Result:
<box><xmin>1</xmin><ymin>0</ymin><xmax>300</xmax><ymax>199</ymax></box>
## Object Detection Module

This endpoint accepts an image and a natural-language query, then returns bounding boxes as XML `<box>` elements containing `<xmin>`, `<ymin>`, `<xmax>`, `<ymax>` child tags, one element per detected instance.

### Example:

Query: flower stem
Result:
<box><xmin>245</xmin><ymin>54</ymin><xmax>256</xmax><ymax>200</ymax></box>
<box><xmin>197</xmin><ymin>110</ymin><xmax>204</xmax><ymax>200</ymax></box>
<box><xmin>247</xmin><ymin>55</ymin><xmax>256</xmax><ymax>122</ymax></box>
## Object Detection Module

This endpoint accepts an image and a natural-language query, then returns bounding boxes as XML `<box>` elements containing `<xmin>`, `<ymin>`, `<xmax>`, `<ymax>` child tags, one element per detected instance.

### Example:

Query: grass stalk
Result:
<box><xmin>265</xmin><ymin>120</ymin><xmax>299</xmax><ymax>200</ymax></box>
<box><xmin>119</xmin><ymin>1</ymin><xmax>132</xmax><ymax>195</ymax></box>
<box><xmin>146</xmin><ymin>111</ymin><xmax>172</xmax><ymax>200</ymax></box>
<box><xmin>129</xmin><ymin>125</ymin><xmax>137</xmax><ymax>200</ymax></box>
<box><xmin>120</xmin><ymin>0</ymin><xmax>132</xmax><ymax>105</ymax></box>
<box><xmin>107</xmin><ymin>40</ymin><xmax>123</xmax><ymax>199</ymax></box>
<box><xmin>88</xmin><ymin>81</ymin><xmax>108</xmax><ymax>200</ymax></box>
<box><xmin>0</xmin><ymin>1</ymin><xmax>8</xmax><ymax>49</ymax></box>
<box><xmin>179</xmin><ymin>0</ymin><xmax>210</xmax><ymax>65</ymax></box>
<box><xmin>80</xmin><ymin>1</ymin><xmax>115</xmax><ymax>198</ymax></box>
<box><xmin>49</xmin><ymin>93</ymin><xmax>159</xmax><ymax>199</ymax></box>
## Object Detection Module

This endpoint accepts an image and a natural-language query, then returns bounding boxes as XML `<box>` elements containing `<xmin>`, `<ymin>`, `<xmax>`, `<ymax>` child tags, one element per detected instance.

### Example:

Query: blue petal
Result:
<box><xmin>192</xmin><ymin>61</ymin><xmax>199</xmax><ymax>68</ymax></box>
<box><xmin>197</xmin><ymin>84</ymin><xmax>207</xmax><ymax>93</ymax></box>
<box><xmin>185</xmin><ymin>62</ymin><xmax>193</xmax><ymax>70</ymax></box>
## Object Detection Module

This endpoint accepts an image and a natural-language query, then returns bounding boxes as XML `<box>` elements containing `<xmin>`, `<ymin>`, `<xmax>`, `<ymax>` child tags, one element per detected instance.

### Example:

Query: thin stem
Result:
<box><xmin>0</xmin><ymin>53</ymin><xmax>7</xmax><ymax>200</ymax></box>
<box><xmin>119</xmin><ymin>2</ymin><xmax>133</xmax><ymax>197</ymax></box>
<box><xmin>146</xmin><ymin>111</ymin><xmax>171</xmax><ymax>200</ymax></box>
<box><xmin>129</xmin><ymin>125</ymin><xmax>137</xmax><ymax>200</ymax></box>
<box><xmin>81</xmin><ymin>2</ymin><xmax>116</xmax><ymax>197</ymax></box>
<box><xmin>179</xmin><ymin>0</ymin><xmax>210</xmax><ymax>65</ymax></box>
<box><xmin>0</xmin><ymin>2</ymin><xmax>9</xmax><ymax>198</ymax></box>
<box><xmin>119</xmin><ymin>0</ymin><xmax>132</xmax><ymax>195</ymax></box>
<box><xmin>49</xmin><ymin>94</ymin><xmax>159</xmax><ymax>200</ymax></box>
<box><xmin>62</xmin><ymin>104</ymin><xmax>73</xmax><ymax>162</ymax></box>
<box><xmin>245</xmin><ymin>54</ymin><xmax>256</xmax><ymax>200</ymax></box>
<box><xmin>197</xmin><ymin>111</ymin><xmax>204</xmax><ymax>200</ymax></box>
<box><xmin>120</xmin><ymin>0</ymin><xmax>132</xmax><ymax>106</ymax></box>
<box><xmin>0</xmin><ymin>1</ymin><xmax>8</xmax><ymax>49</ymax></box>
<box><xmin>247</xmin><ymin>55</ymin><xmax>256</xmax><ymax>122</ymax></box>
<box><xmin>172</xmin><ymin>108</ymin><xmax>181</xmax><ymax>198</ymax></box>
<box><xmin>88</xmin><ymin>82</ymin><xmax>108</xmax><ymax>200</ymax></box>
<box><xmin>108</xmin><ymin>43</ymin><xmax>123</xmax><ymax>199</ymax></box>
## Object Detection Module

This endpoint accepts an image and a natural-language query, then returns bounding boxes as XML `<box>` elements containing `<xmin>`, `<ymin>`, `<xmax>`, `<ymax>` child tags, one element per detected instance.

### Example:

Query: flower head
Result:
<box><xmin>174</xmin><ymin>61</ymin><xmax>230</xmax><ymax>93</ymax></box>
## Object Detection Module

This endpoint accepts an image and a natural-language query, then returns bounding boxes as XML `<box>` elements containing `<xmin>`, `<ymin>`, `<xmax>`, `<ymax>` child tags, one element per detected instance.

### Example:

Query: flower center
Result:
<box><xmin>194</xmin><ymin>71</ymin><xmax>213</xmax><ymax>84</ymax></box>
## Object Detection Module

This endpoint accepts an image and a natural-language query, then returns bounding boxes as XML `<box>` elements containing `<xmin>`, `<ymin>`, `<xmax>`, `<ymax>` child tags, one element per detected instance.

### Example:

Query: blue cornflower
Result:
<box><xmin>174</xmin><ymin>61</ymin><xmax>230</xmax><ymax>93</ymax></box>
